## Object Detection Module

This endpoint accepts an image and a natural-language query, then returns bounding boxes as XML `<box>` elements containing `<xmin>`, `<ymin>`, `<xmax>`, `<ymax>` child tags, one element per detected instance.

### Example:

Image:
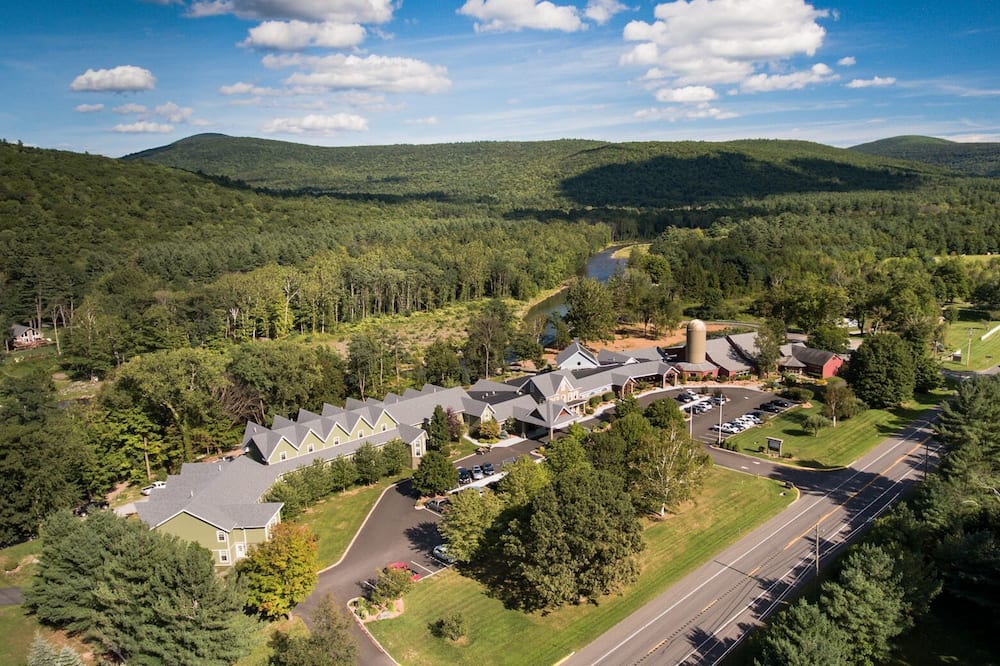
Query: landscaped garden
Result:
<box><xmin>725</xmin><ymin>391</ymin><xmax>943</xmax><ymax>469</ymax></box>
<box><xmin>367</xmin><ymin>467</ymin><xmax>794</xmax><ymax>665</ymax></box>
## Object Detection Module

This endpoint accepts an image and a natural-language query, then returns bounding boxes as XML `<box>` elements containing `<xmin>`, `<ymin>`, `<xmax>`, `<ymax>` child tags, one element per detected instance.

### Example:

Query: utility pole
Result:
<box><xmin>968</xmin><ymin>328</ymin><xmax>975</xmax><ymax>367</ymax></box>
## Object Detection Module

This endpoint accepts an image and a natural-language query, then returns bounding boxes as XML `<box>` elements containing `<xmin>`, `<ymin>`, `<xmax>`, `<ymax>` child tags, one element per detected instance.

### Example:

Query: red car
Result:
<box><xmin>386</xmin><ymin>562</ymin><xmax>421</xmax><ymax>581</ymax></box>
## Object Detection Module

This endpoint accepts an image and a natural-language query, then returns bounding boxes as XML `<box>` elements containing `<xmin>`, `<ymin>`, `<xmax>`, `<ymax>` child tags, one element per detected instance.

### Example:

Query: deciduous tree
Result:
<box><xmin>238</xmin><ymin>523</ymin><xmax>318</xmax><ymax>620</ymax></box>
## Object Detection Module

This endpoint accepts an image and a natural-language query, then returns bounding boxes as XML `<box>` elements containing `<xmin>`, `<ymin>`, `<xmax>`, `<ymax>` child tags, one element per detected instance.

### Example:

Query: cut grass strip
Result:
<box><xmin>296</xmin><ymin>475</ymin><xmax>408</xmax><ymax>569</ymax></box>
<box><xmin>726</xmin><ymin>392</ymin><xmax>942</xmax><ymax>469</ymax></box>
<box><xmin>368</xmin><ymin>468</ymin><xmax>793</xmax><ymax>666</ymax></box>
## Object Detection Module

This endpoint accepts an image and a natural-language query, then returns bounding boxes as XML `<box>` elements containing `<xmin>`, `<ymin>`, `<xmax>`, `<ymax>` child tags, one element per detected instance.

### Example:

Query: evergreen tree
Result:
<box><xmin>754</xmin><ymin>599</ymin><xmax>850</xmax><ymax>666</ymax></box>
<box><xmin>426</xmin><ymin>405</ymin><xmax>449</xmax><ymax>452</ymax></box>
<box><xmin>352</xmin><ymin>443</ymin><xmax>382</xmax><ymax>485</ymax></box>
<box><xmin>845</xmin><ymin>333</ymin><xmax>916</xmax><ymax>408</ymax></box>
<box><xmin>268</xmin><ymin>594</ymin><xmax>357</xmax><ymax>666</ymax></box>
<box><xmin>412</xmin><ymin>451</ymin><xmax>458</xmax><ymax>497</ymax></box>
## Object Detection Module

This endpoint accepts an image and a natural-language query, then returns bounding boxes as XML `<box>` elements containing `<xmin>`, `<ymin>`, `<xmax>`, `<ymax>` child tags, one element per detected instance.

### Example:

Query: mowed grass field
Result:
<box><xmin>726</xmin><ymin>392</ymin><xmax>942</xmax><ymax>469</ymax></box>
<box><xmin>368</xmin><ymin>468</ymin><xmax>794</xmax><ymax>666</ymax></box>
<box><xmin>941</xmin><ymin>315</ymin><xmax>1000</xmax><ymax>372</ymax></box>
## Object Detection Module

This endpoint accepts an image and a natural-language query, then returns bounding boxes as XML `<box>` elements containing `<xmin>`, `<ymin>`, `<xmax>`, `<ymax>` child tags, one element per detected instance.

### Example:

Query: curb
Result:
<box><xmin>346</xmin><ymin>597</ymin><xmax>400</xmax><ymax>665</ymax></box>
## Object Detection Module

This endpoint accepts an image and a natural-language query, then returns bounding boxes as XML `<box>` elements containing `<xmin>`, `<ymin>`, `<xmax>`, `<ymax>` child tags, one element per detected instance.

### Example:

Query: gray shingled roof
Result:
<box><xmin>705</xmin><ymin>337</ymin><xmax>754</xmax><ymax>374</ymax></box>
<box><xmin>785</xmin><ymin>343</ymin><xmax>838</xmax><ymax>368</ymax></box>
<box><xmin>597</xmin><ymin>349</ymin><xmax>637</xmax><ymax>365</ymax></box>
<box><xmin>555</xmin><ymin>340</ymin><xmax>598</xmax><ymax>368</ymax></box>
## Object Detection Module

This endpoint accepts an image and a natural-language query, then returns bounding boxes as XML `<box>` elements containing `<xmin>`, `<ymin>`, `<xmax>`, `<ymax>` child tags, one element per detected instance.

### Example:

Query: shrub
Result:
<box><xmin>783</xmin><ymin>387</ymin><xmax>815</xmax><ymax>402</ymax></box>
<box><xmin>602</xmin><ymin>391</ymin><xmax>615</xmax><ymax>402</ymax></box>
<box><xmin>588</xmin><ymin>395</ymin><xmax>601</xmax><ymax>408</ymax></box>
<box><xmin>430</xmin><ymin>612</ymin><xmax>468</xmax><ymax>641</ymax></box>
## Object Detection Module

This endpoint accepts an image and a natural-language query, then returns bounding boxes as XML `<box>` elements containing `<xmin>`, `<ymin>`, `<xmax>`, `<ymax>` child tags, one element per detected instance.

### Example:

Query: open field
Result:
<box><xmin>368</xmin><ymin>468</ymin><xmax>794</xmax><ymax>665</ymax></box>
<box><xmin>726</xmin><ymin>392</ymin><xmax>943</xmax><ymax>469</ymax></box>
<box><xmin>941</xmin><ymin>313</ymin><xmax>1000</xmax><ymax>372</ymax></box>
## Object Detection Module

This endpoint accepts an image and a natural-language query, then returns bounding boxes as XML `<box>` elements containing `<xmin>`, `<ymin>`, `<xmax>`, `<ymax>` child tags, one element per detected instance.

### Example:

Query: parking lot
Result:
<box><xmin>655</xmin><ymin>387</ymin><xmax>796</xmax><ymax>445</ymax></box>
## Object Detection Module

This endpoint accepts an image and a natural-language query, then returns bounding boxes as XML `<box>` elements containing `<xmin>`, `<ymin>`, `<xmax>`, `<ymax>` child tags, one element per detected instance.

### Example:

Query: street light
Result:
<box><xmin>717</xmin><ymin>397</ymin><xmax>724</xmax><ymax>446</ymax></box>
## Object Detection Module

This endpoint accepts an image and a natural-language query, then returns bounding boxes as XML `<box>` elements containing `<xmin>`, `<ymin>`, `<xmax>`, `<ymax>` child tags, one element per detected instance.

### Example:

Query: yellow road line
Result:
<box><xmin>784</xmin><ymin>435</ymin><xmax>931</xmax><ymax>550</ymax></box>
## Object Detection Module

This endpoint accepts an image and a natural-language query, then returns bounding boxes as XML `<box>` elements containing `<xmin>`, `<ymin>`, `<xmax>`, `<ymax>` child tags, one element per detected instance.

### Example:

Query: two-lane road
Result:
<box><xmin>567</xmin><ymin>412</ymin><xmax>940</xmax><ymax>666</ymax></box>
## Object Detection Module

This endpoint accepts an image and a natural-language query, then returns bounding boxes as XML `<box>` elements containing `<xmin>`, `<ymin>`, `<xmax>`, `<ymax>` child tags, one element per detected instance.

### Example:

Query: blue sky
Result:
<box><xmin>2</xmin><ymin>0</ymin><xmax>998</xmax><ymax>156</ymax></box>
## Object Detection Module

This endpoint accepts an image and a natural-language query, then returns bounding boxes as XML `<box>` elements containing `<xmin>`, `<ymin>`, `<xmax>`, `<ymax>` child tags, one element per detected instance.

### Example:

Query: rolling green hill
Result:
<box><xmin>124</xmin><ymin>134</ymin><xmax>940</xmax><ymax>210</ymax></box>
<box><xmin>851</xmin><ymin>135</ymin><xmax>1000</xmax><ymax>177</ymax></box>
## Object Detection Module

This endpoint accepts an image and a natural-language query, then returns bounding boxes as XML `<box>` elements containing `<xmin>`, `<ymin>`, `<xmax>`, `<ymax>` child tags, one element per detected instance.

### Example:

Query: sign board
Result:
<box><xmin>766</xmin><ymin>437</ymin><xmax>783</xmax><ymax>455</ymax></box>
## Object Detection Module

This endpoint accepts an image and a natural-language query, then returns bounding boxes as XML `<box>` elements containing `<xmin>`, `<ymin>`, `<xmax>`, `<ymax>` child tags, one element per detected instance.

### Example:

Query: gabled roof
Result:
<box><xmin>528</xmin><ymin>371</ymin><xmax>575</xmax><ymax>398</ymax></box>
<box><xmin>383</xmin><ymin>385</ymin><xmax>471</xmax><ymax>427</ymax></box>
<box><xmin>597</xmin><ymin>349</ymin><xmax>638</xmax><ymax>365</ymax></box>
<box><xmin>704</xmin><ymin>336</ymin><xmax>754</xmax><ymax>374</ymax></box>
<box><xmin>784</xmin><ymin>343</ymin><xmax>838</xmax><ymax>367</ymax></box>
<box><xmin>11</xmin><ymin>324</ymin><xmax>34</xmax><ymax>337</ymax></box>
<box><xmin>514</xmin><ymin>400</ymin><xmax>578</xmax><ymax>429</ymax></box>
<box><xmin>555</xmin><ymin>339</ymin><xmax>599</xmax><ymax>369</ymax></box>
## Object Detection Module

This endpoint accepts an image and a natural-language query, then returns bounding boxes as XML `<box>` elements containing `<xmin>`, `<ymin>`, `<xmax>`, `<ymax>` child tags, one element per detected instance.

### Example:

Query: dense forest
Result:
<box><xmin>4</xmin><ymin>134</ymin><xmax>1000</xmax><ymax>547</ymax></box>
<box><xmin>852</xmin><ymin>135</ymin><xmax>1000</xmax><ymax>177</ymax></box>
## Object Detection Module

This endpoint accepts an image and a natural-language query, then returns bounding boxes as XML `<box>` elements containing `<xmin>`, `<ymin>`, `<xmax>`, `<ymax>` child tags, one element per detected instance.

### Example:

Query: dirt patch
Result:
<box><xmin>543</xmin><ymin>322</ymin><xmax>732</xmax><ymax>363</ymax></box>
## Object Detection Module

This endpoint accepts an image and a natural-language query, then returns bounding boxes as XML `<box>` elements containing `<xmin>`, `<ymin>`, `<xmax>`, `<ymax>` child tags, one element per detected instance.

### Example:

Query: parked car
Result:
<box><xmin>432</xmin><ymin>544</ymin><xmax>456</xmax><ymax>565</ymax></box>
<box><xmin>482</xmin><ymin>462</ymin><xmax>495</xmax><ymax>476</ymax></box>
<box><xmin>677</xmin><ymin>393</ymin><xmax>696</xmax><ymax>403</ymax></box>
<box><xmin>140</xmin><ymin>481</ymin><xmax>166</xmax><ymax>496</ymax></box>
<box><xmin>711</xmin><ymin>395</ymin><xmax>728</xmax><ymax>405</ymax></box>
<box><xmin>425</xmin><ymin>498</ymin><xmax>451</xmax><ymax>513</ymax></box>
<box><xmin>457</xmin><ymin>467</ymin><xmax>472</xmax><ymax>485</ymax></box>
<box><xmin>385</xmin><ymin>562</ymin><xmax>421</xmax><ymax>581</ymax></box>
<box><xmin>471</xmin><ymin>465</ymin><xmax>485</xmax><ymax>480</ymax></box>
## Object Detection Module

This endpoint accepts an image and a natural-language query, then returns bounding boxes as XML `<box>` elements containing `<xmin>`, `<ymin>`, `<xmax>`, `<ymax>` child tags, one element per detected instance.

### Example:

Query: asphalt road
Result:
<box><xmin>566</xmin><ymin>408</ymin><xmax>941</xmax><ymax>666</ymax></box>
<box><xmin>297</xmin><ymin>387</ymin><xmax>941</xmax><ymax>665</ymax></box>
<box><xmin>297</xmin><ymin>438</ymin><xmax>542</xmax><ymax>665</ymax></box>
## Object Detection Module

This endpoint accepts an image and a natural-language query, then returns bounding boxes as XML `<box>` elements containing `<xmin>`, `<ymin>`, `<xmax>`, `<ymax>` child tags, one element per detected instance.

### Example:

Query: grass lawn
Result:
<box><xmin>296</xmin><ymin>475</ymin><xmax>409</xmax><ymax>569</ymax></box>
<box><xmin>234</xmin><ymin>616</ymin><xmax>309</xmax><ymax>666</ymax></box>
<box><xmin>941</xmin><ymin>312</ymin><xmax>1000</xmax><ymax>372</ymax></box>
<box><xmin>725</xmin><ymin>392</ymin><xmax>943</xmax><ymax>470</ymax></box>
<box><xmin>0</xmin><ymin>605</ymin><xmax>41</xmax><ymax>665</ymax></box>
<box><xmin>368</xmin><ymin>468</ymin><xmax>794</xmax><ymax>666</ymax></box>
<box><xmin>0</xmin><ymin>540</ymin><xmax>42</xmax><ymax>589</ymax></box>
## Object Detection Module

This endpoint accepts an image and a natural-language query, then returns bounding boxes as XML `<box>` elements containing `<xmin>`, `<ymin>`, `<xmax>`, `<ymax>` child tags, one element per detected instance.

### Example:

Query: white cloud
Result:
<box><xmin>70</xmin><ymin>65</ymin><xmax>156</xmax><ymax>92</ymax></box>
<box><xmin>741</xmin><ymin>63</ymin><xmax>837</xmax><ymax>92</ymax></box>
<box><xmin>191</xmin><ymin>118</ymin><xmax>214</xmax><ymax>126</ymax></box>
<box><xmin>219</xmin><ymin>81</ymin><xmax>284</xmax><ymax>95</ymax></box>
<box><xmin>404</xmin><ymin>116</ymin><xmax>439</xmax><ymax>125</ymax></box>
<box><xmin>155</xmin><ymin>102</ymin><xmax>194</xmax><ymax>122</ymax></box>
<box><xmin>262</xmin><ymin>112</ymin><xmax>368</xmax><ymax>134</ymax></box>
<box><xmin>655</xmin><ymin>85</ymin><xmax>717</xmax><ymax>103</ymax></box>
<box><xmin>585</xmin><ymin>0</ymin><xmax>626</xmax><ymax>24</ymax></box>
<box><xmin>838</xmin><ymin>56</ymin><xmax>856</xmax><ymax>66</ymax></box>
<box><xmin>112</xmin><ymin>121</ymin><xmax>174</xmax><ymax>133</ymax></box>
<box><xmin>634</xmin><ymin>103</ymin><xmax>738</xmax><ymax>121</ymax></box>
<box><xmin>623</xmin><ymin>0</ymin><xmax>830</xmax><ymax>94</ymax></box>
<box><xmin>266</xmin><ymin>53</ymin><xmax>451</xmax><ymax>94</ymax></box>
<box><xmin>188</xmin><ymin>0</ymin><xmax>393</xmax><ymax>23</ymax></box>
<box><xmin>241</xmin><ymin>20</ymin><xmax>366</xmax><ymax>49</ymax></box>
<box><xmin>74</xmin><ymin>103</ymin><xmax>105</xmax><ymax>113</ymax></box>
<box><xmin>113</xmin><ymin>103</ymin><xmax>148</xmax><ymax>114</ymax></box>
<box><xmin>458</xmin><ymin>0</ymin><xmax>585</xmax><ymax>33</ymax></box>
<box><xmin>845</xmin><ymin>76</ymin><xmax>896</xmax><ymax>88</ymax></box>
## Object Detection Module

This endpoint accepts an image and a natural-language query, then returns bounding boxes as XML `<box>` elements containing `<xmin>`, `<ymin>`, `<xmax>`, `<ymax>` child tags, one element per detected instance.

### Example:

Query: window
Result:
<box><xmin>235</xmin><ymin>543</ymin><xmax>246</xmax><ymax>559</ymax></box>
<box><xmin>279</xmin><ymin>451</ymin><xmax>287</xmax><ymax>461</ymax></box>
<box><xmin>218</xmin><ymin>550</ymin><xmax>230</xmax><ymax>564</ymax></box>
<box><xmin>381</xmin><ymin>424</ymin><xmax>387</xmax><ymax>432</ymax></box>
<box><xmin>216</xmin><ymin>531</ymin><xmax>227</xmax><ymax>542</ymax></box>
<box><xmin>307</xmin><ymin>444</ymin><xmax>315</xmax><ymax>453</ymax></box>
<box><xmin>358</xmin><ymin>430</ymin><xmax>364</xmax><ymax>439</ymax></box>
<box><xmin>333</xmin><ymin>438</ymin><xmax>340</xmax><ymax>446</ymax></box>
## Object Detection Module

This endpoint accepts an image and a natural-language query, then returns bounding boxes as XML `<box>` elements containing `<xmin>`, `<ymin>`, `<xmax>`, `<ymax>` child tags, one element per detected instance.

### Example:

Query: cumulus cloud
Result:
<box><xmin>188</xmin><ymin>0</ymin><xmax>393</xmax><ymax>23</ymax></box>
<box><xmin>838</xmin><ymin>56</ymin><xmax>856</xmax><ymax>66</ymax></box>
<box><xmin>741</xmin><ymin>63</ymin><xmax>837</xmax><ymax>92</ymax></box>
<box><xmin>265</xmin><ymin>53</ymin><xmax>451</xmax><ymax>94</ymax></box>
<box><xmin>655</xmin><ymin>85</ymin><xmax>717</xmax><ymax>103</ymax></box>
<box><xmin>241</xmin><ymin>19</ymin><xmax>366</xmax><ymax>49</ymax></box>
<box><xmin>112</xmin><ymin>121</ymin><xmax>174</xmax><ymax>133</ymax></box>
<box><xmin>846</xmin><ymin>76</ymin><xmax>896</xmax><ymax>88</ymax></box>
<box><xmin>404</xmin><ymin>116</ymin><xmax>439</xmax><ymax>125</ymax></box>
<box><xmin>155</xmin><ymin>102</ymin><xmax>194</xmax><ymax>122</ymax></box>
<box><xmin>262</xmin><ymin>112</ymin><xmax>368</xmax><ymax>134</ymax></box>
<box><xmin>219</xmin><ymin>81</ymin><xmax>284</xmax><ymax>95</ymax></box>
<box><xmin>113</xmin><ymin>103</ymin><xmax>148</xmax><ymax>114</ymax></box>
<box><xmin>585</xmin><ymin>0</ymin><xmax>626</xmax><ymax>24</ymax></box>
<box><xmin>74</xmin><ymin>103</ymin><xmax>105</xmax><ymax>113</ymax></box>
<box><xmin>458</xmin><ymin>0</ymin><xmax>586</xmax><ymax>33</ymax></box>
<box><xmin>70</xmin><ymin>65</ymin><xmax>156</xmax><ymax>92</ymax></box>
<box><xmin>634</xmin><ymin>104</ymin><xmax>738</xmax><ymax>121</ymax></box>
<box><xmin>622</xmin><ymin>0</ymin><xmax>833</xmax><ymax>104</ymax></box>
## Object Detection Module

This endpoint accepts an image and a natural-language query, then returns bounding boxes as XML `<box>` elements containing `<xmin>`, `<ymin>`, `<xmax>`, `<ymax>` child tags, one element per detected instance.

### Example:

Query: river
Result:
<box><xmin>523</xmin><ymin>245</ymin><xmax>630</xmax><ymax>341</ymax></box>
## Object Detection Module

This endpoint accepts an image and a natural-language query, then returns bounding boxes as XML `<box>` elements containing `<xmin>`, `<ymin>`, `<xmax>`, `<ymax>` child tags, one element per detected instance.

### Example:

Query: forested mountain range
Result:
<box><xmin>124</xmin><ymin>133</ymin><xmax>940</xmax><ymax>209</ymax></box>
<box><xmin>851</xmin><ymin>135</ymin><xmax>1000</xmax><ymax>177</ymax></box>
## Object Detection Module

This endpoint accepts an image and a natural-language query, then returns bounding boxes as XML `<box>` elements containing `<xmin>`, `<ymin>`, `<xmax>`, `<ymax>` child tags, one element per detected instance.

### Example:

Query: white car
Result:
<box><xmin>140</xmin><ymin>481</ymin><xmax>166</xmax><ymax>496</ymax></box>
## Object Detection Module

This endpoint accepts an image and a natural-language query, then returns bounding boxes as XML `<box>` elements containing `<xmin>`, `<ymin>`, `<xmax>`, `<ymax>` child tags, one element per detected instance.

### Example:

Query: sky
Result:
<box><xmin>2</xmin><ymin>0</ymin><xmax>998</xmax><ymax>156</ymax></box>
